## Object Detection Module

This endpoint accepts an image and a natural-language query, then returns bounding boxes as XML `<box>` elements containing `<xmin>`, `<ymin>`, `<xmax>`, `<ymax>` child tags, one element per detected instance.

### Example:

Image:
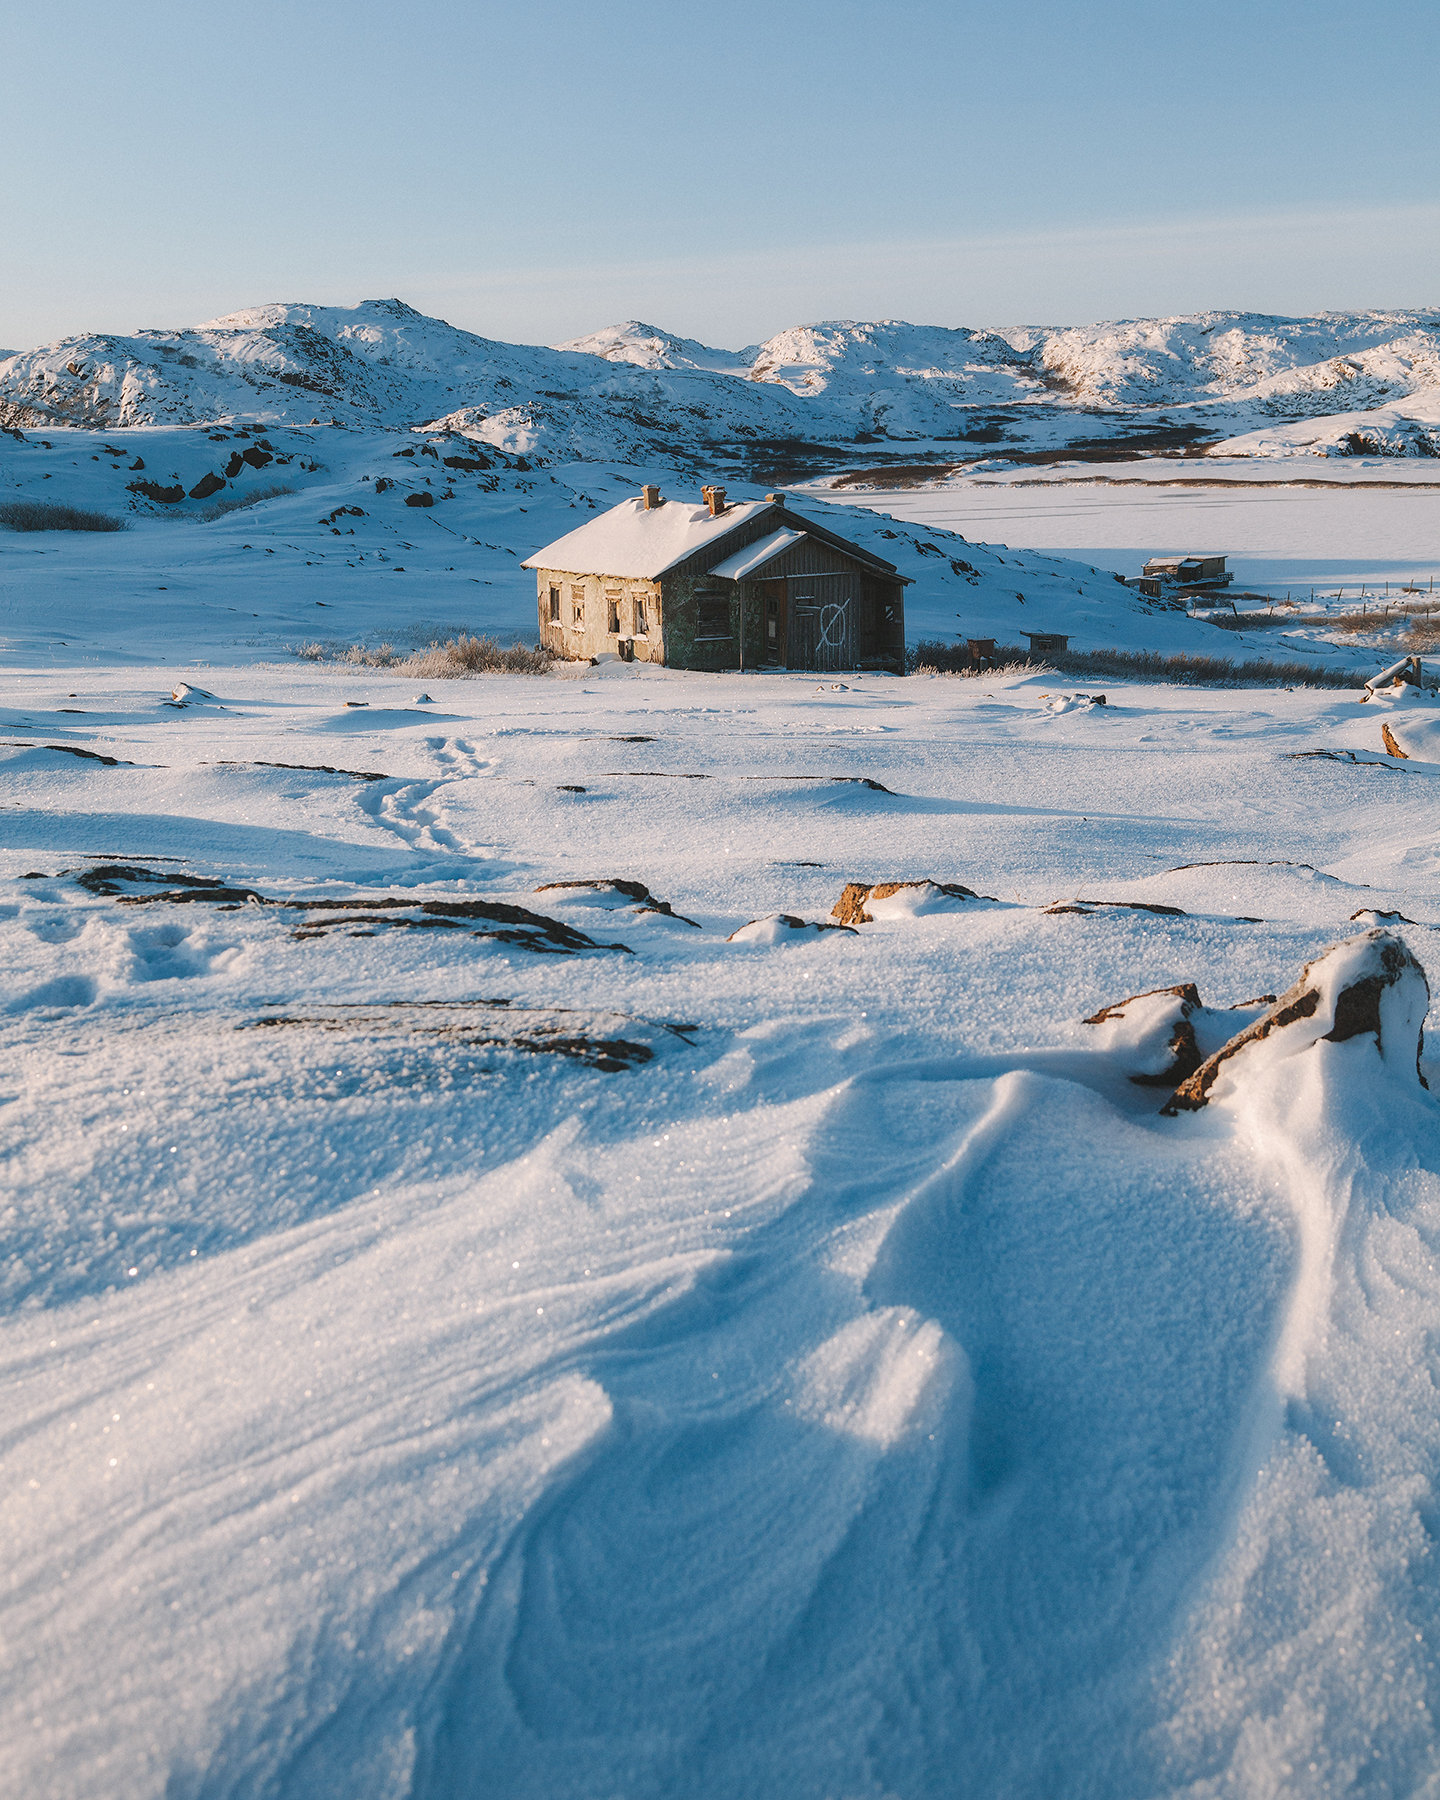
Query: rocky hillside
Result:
<box><xmin>4</xmin><ymin>299</ymin><xmax>1440</xmax><ymax>463</ymax></box>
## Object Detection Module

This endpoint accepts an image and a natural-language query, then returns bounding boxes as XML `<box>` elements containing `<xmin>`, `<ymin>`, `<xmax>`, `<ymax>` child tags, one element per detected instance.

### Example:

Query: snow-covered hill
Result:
<box><xmin>0</xmin><ymin>423</ymin><xmax>1217</xmax><ymax>666</ymax></box>
<box><xmin>6</xmin><ymin>300</ymin><xmax>1440</xmax><ymax>466</ymax></box>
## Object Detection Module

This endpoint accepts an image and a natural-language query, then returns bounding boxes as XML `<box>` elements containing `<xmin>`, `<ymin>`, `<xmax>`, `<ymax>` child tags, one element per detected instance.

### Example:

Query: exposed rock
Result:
<box><xmin>165</xmin><ymin>683</ymin><xmax>218</xmax><ymax>708</ymax></box>
<box><xmin>128</xmin><ymin>480</ymin><xmax>185</xmax><ymax>505</ymax></box>
<box><xmin>1046</xmin><ymin>899</ymin><xmax>1186</xmax><ymax>917</ymax></box>
<box><xmin>832</xmin><ymin>879</ymin><xmax>989</xmax><ymax>925</ymax></box>
<box><xmin>728</xmin><ymin>914</ymin><xmax>858</xmax><ymax>944</ymax></box>
<box><xmin>404</xmin><ymin>491</ymin><xmax>435</xmax><ymax>508</ymax></box>
<box><xmin>1083</xmin><ymin>984</ymin><xmax>1205</xmax><ymax>1087</ymax></box>
<box><xmin>1162</xmin><ymin>929</ymin><xmax>1429</xmax><ymax>1114</ymax></box>
<box><xmin>188</xmin><ymin>472</ymin><xmax>226</xmax><ymax>500</ymax></box>
<box><xmin>240</xmin><ymin>445</ymin><xmax>273</xmax><ymax>470</ymax></box>
<box><xmin>224</xmin><ymin>451</ymin><xmax>245</xmax><ymax>478</ymax></box>
<box><xmin>70</xmin><ymin>862</ymin><xmax>632</xmax><ymax>954</ymax></box>
<box><xmin>128</xmin><ymin>456</ymin><xmax>145</xmax><ymax>470</ymax></box>
<box><xmin>38</xmin><ymin>744</ymin><xmax>124</xmax><ymax>766</ymax></box>
<box><xmin>1287</xmin><ymin>749</ymin><xmax>1405</xmax><ymax>769</ymax></box>
<box><xmin>536</xmin><ymin>877</ymin><xmax>701</xmax><ymax>928</ymax></box>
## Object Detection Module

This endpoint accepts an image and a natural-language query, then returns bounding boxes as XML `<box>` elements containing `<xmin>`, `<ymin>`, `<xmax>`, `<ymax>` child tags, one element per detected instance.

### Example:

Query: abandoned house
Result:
<box><xmin>1141</xmin><ymin>554</ymin><xmax>1232</xmax><ymax>589</ymax></box>
<box><xmin>523</xmin><ymin>485</ymin><xmax>908</xmax><ymax>672</ymax></box>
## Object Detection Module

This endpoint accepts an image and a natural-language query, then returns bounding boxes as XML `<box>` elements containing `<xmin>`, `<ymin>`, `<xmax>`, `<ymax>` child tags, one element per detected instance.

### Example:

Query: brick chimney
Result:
<box><xmin>641</xmin><ymin>484</ymin><xmax>662</xmax><ymax>509</ymax></box>
<box><xmin>702</xmin><ymin>485</ymin><xmax>727</xmax><ymax>517</ymax></box>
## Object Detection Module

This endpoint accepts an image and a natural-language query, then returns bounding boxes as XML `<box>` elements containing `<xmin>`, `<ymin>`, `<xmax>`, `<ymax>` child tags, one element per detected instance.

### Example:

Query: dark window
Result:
<box><xmin>883</xmin><ymin>601</ymin><xmax>896</xmax><ymax>624</ymax></box>
<box><xmin>697</xmin><ymin>593</ymin><xmax>731</xmax><ymax>639</ymax></box>
<box><xmin>571</xmin><ymin>585</ymin><xmax>584</xmax><ymax>625</ymax></box>
<box><xmin>606</xmin><ymin>592</ymin><xmax>621</xmax><ymax>633</ymax></box>
<box><xmin>549</xmin><ymin>585</ymin><xmax>561</xmax><ymax>622</ymax></box>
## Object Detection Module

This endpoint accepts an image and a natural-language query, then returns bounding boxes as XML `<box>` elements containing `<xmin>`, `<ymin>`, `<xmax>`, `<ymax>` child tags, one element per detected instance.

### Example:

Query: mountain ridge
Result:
<box><xmin>4</xmin><ymin>298</ymin><xmax>1439</xmax><ymax>463</ymax></box>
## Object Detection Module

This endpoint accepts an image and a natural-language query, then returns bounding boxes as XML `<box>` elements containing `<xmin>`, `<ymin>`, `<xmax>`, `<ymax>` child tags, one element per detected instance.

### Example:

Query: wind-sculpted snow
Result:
<box><xmin>7</xmin><ymin>299</ymin><xmax>1440</xmax><ymax>457</ymax></box>
<box><xmin>8</xmin><ymin>666</ymin><xmax>1440</xmax><ymax>1794</ymax></box>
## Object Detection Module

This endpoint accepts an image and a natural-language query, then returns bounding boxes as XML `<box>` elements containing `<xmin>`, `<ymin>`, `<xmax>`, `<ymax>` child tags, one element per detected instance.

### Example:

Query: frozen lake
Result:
<box><xmin>814</xmin><ymin>463</ymin><xmax>1440</xmax><ymax>601</ymax></box>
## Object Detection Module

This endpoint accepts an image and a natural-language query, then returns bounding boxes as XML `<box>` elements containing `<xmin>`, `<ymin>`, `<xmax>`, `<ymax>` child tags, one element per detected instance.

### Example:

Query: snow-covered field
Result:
<box><xmin>11</xmin><ymin>290</ymin><xmax>1440</xmax><ymax>1796</ymax></box>
<box><xmin>8</xmin><ymin>655</ymin><xmax>1440</xmax><ymax>1797</ymax></box>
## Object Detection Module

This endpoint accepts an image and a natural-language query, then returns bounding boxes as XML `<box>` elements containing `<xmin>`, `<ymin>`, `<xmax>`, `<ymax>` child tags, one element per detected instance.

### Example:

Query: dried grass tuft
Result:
<box><xmin>908</xmin><ymin>640</ymin><xmax>1361</xmax><ymax>690</ymax></box>
<box><xmin>288</xmin><ymin>634</ymin><xmax>555</xmax><ymax>676</ymax></box>
<box><xmin>0</xmin><ymin>498</ymin><xmax>129</xmax><ymax>532</ymax></box>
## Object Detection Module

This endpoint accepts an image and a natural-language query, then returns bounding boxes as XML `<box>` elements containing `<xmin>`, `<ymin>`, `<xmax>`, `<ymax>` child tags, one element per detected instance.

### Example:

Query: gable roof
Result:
<box><xmin>522</xmin><ymin>496</ymin><xmax>774</xmax><ymax>580</ymax></box>
<box><xmin>523</xmin><ymin>494</ymin><xmax>904</xmax><ymax>583</ymax></box>
<box><xmin>706</xmin><ymin>527</ymin><xmax>807</xmax><ymax>581</ymax></box>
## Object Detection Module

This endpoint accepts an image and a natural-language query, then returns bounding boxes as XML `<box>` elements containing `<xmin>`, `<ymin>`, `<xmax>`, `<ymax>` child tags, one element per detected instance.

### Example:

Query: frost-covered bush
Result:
<box><xmin>0</xmin><ymin>499</ymin><xmax>129</xmax><ymax>532</ymax></box>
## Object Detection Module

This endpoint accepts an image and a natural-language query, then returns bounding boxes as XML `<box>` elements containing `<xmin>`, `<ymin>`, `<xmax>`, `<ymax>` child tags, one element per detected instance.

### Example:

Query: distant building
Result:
<box><xmin>1024</xmin><ymin>631</ymin><xmax>1071</xmax><ymax>656</ymax></box>
<box><xmin>1141</xmin><ymin>554</ymin><xmax>1232</xmax><ymax>589</ymax></box>
<box><xmin>523</xmin><ymin>485</ymin><xmax>908</xmax><ymax>672</ymax></box>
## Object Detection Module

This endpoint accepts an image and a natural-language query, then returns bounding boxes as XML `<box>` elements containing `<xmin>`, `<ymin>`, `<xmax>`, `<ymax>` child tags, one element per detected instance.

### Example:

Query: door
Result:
<box><xmin>788</xmin><ymin>573</ymin><xmax>858</xmax><ymax>671</ymax></box>
<box><xmin>758</xmin><ymin>578</ymin><xmax>787</xmax><ymax>665</ymax></box>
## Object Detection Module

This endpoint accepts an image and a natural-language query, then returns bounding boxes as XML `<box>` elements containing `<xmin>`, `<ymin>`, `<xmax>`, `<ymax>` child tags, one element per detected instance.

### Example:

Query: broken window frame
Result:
<box><xmin>695</xmin><ymin>588</ymin><xmax>732</xmax><ymax>642</ymax></box>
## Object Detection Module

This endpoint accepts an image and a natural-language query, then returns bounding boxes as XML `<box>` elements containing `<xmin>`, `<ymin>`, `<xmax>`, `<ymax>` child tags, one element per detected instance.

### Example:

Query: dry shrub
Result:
<box><xmin>1404</xmin><ymin>619</ymin><xmax>1440</xmax><ymax>653</ymax></box>
<box><xmin>0</xmin><ymin>498</ymin><xmax>128</xmax><ymax>532</ymax></box>
<box><xmin>907</xmin><ymin>640</ymin><xmax>1360</xmax><ymax>690</ymax></box>
<box><xmin>399</xmin><ymin>635</ymin><xmax>554</xmax><ymax>676</ymax></box>
<box><xmin>293</xmin><ymin>635</ymin><xmax>555</xmax><ymax>676</ymax></box>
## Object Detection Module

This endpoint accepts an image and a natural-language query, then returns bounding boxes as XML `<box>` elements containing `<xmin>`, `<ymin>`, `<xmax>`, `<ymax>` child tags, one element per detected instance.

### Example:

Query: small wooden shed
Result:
<box><xmin>523</xmin><ymin>485</ymin><xmax>907</xmax><ymax>672</ymax></box>
<box><xmin>1142</xmin><ymin>554</ymin><xmax>1231</xmax><ymax>589</ymax></box>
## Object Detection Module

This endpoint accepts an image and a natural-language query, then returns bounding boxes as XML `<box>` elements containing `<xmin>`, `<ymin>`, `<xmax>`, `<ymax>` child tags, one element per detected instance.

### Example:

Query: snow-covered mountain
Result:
<box><xmin>4</xmin><ymin>299</ymin><xmax>1440</xmax><ymax>462</ymax></box>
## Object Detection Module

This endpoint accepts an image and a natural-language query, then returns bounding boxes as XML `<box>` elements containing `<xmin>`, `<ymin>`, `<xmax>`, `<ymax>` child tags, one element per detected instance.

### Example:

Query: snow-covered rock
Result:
<box><xmin>1163</xmin><ymin>929</ymin><xmax>1430</xmax><ymax>1112</ymax></box>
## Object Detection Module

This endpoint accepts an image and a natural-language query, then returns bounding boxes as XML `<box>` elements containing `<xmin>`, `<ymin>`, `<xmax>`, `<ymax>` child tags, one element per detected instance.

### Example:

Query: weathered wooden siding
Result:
<box><xmin>659</xmin><ymin>507</ymin><xmax>792</xmax><ymax>671</ymax></box>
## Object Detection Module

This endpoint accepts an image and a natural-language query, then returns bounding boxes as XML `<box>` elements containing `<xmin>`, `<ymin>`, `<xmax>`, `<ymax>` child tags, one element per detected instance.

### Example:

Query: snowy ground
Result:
<box><xmin>8</xmin><ymin>657</ymin><xmax>1440</xmax><ymax>1796</ymax></box>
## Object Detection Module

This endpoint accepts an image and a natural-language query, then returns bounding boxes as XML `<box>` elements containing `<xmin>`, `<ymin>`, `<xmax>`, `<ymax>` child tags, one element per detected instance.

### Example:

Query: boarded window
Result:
<box><xmin>571</xmin><ymin>585</ymin><xmax>584</xmax><ymax>626</ymax></box>
<box><xmin>883</xmin><ymin>601</ymin><xmax>897</xmax><ymax>624</ymax></box>
<box><xmin>548</xmin><ymin>585</ymin><xmax>561</xmax><ymax>622</ymax></box>
<box><xmin>634</xmin><ymin>596</ymin><xmax>649</xmax><ymax>636</ymax></box>
<box><xmin>696</xmin><ymin>593</ymin><xmax>731</xmax><ymax>640</ymax></box>
<box><xmin>606</xmin><ymin>591</ymin><xmax>621</xmax><ymax>634</ymax></box>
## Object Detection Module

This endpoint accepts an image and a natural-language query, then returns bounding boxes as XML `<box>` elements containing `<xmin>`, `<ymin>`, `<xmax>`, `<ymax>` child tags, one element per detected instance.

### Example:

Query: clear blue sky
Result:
<box><xmin>4</xmin><ymin>0</ymin><xmax>1438</xmax><ymax>351</ymax></box>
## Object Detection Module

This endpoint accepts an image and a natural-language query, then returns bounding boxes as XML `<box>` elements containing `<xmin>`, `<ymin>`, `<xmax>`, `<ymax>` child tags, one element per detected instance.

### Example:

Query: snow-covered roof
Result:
<box><xmin>522</xmin><ymin>496</ymin><xmax>775</xmax><ymax>580</ymax></box>
<box><xmin>706</xmin><ymin>528</ymin><xmax>807</xmax><ymax>582</ymax></box>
